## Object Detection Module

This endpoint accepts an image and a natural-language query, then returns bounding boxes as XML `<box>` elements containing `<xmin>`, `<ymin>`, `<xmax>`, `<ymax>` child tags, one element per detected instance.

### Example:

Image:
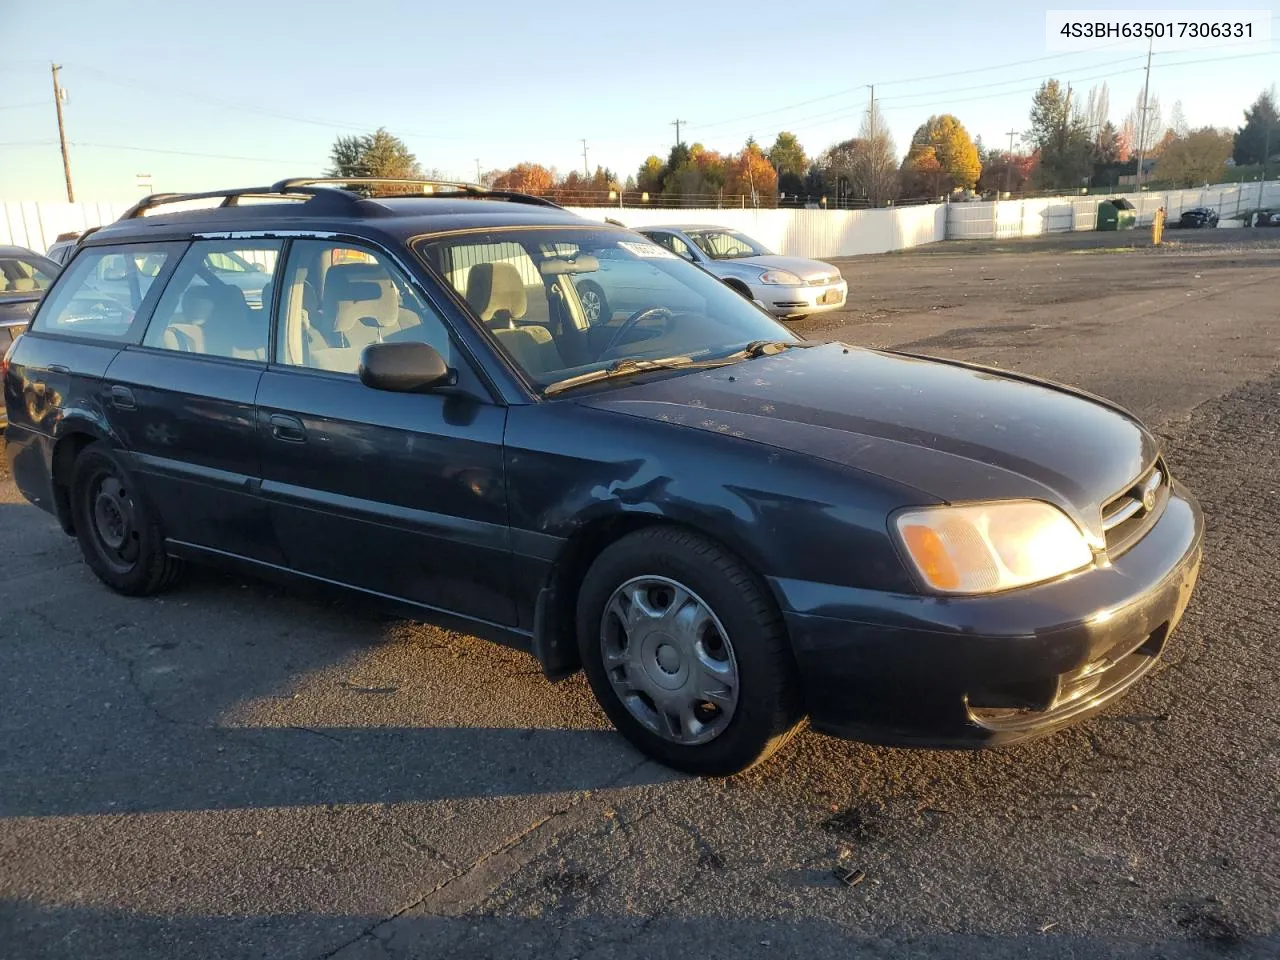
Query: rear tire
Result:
<box><xmin>577</xmin><ymin>526</ymin><xmax>804</xmax><ymax>776</ymax></box>
<box><xmin>69</xmin><ymin>442</ymin><xmax>184</xmax><ymax>595</ymax></box>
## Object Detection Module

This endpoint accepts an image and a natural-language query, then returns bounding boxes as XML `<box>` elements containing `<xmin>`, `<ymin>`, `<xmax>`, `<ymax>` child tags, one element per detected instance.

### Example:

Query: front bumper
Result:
<box><xmin>776</xmin><ymin>483</ymin><xmax>1203</xmax><ymax>747</ymax></box>
<box><xmin>750</xmin><ymin>278</ymin><xmax>848</xmax><ymax>318</ymax></box>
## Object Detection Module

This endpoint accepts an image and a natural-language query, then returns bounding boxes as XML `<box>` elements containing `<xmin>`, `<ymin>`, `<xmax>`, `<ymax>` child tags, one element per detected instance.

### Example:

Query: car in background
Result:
<box><xmin>46</xmin><ymin>230</ymin><xmax>90</xmax><ymax>266</ymax></box>
<box><xmin>636</xmin><ymin>225</ymin><xmax>847</xmax><ymax>321</ymax></box>
<box><xmin>1178</xmin><ymin>207</ymin><xmax>1219</xmax><ymax>229</ymax></box>
<box><xmin>1</xmin><ymin>245</ymin><xmax>61</xmax><ymax>429</ymax></box>
<box><xmin>1</xmin><ymin>245</ymin><xmax>59</xmax><ymax>329</ymax></box>
<box><xmin>1254</xmin><ymin>210</ymin><xmax>1280</xmax><ymax>227</ymax></box>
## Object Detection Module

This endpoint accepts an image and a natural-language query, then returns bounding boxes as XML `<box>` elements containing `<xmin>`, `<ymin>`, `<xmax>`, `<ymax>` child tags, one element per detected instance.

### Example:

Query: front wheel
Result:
<box><xmin>577</xmin><ymin>527</ymin><xmax>804</xmax><ymax>776</ymax></box>
<box><xmin>69</xmin><ymin>442</ymin><xmax>184</xmax><ymax>595</ymax></box>
<box><xmin>576</xmin><ymin>281</ymin><xmax>610</xmax><ymax>325</ymax></box>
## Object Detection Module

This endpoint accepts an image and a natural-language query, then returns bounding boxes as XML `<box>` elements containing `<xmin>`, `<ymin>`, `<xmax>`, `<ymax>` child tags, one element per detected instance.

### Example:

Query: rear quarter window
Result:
<box><xmin>31</xmin><ymin>243</ymin><xmax>185</xmax><ymax>342</ymax></box>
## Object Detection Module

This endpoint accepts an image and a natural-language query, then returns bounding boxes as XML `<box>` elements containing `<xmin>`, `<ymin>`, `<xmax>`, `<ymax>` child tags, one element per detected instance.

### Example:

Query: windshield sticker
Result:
<box><xmin>618</xmin><ymin>241</ymin><xmax>678</xmax><ymax>260</ymax></box>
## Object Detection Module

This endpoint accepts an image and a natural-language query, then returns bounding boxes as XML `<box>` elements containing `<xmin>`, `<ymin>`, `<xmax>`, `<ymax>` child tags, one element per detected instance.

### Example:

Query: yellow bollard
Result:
<box><xmin>1152</xmin><ymin>207</ymin><xmax>1166</xmax><ymax>246</ymax></box>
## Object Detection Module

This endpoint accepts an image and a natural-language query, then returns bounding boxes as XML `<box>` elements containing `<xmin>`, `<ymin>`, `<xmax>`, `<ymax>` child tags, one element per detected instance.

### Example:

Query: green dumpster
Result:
<box><xmin>1097</xmin><ymin>197</ymin><xmax>1137</xmax><ymax>231</ymax></box>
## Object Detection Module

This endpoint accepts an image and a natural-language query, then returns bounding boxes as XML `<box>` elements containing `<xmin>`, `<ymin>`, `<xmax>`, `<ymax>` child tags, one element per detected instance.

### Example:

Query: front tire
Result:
<box><xmin>69</xmin><ymin>442</ymin><xmax>184</xmax><ymax>595</ymax></box>
<box><xmin>577</xmin><ymin>527</ymin><xmax>804</xmax><ymax>776</ymax></box>
<box><xmin>577</xmin><ymin>281</ymin><xmax>610</xmax><ymax>325</ymax></box>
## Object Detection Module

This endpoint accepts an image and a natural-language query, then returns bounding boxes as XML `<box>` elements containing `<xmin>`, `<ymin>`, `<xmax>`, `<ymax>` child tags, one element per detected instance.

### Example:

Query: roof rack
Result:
<box><xmin>116</xmin><ymin>187</ymin><xmax>318</xmax><ymax>221</ymax></box>
<box><xmin>271</xmin><ymin>177</ymin><xmax>564</xmax><ymax>209</ymax></box>
<box><xmin>111</xmin><ymin>177</ymin><xmax>565</xmax><ymax>225</ymax></box>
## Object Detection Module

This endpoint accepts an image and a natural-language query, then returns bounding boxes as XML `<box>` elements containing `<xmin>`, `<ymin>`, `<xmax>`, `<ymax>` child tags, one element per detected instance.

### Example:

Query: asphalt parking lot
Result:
<box><xmin>3</xmin><ymin>229</ymin><xmax>1278</xmax><ymax>960</ymax></box>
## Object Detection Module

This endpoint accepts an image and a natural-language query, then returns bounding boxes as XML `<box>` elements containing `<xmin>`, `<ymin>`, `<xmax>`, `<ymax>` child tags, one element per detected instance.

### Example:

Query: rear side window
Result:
<box><xmin>32</xmin><ymin>243</ymin><xmax>183</xmax><ymax>341</ymax></box>
<box><xmin>142</xmin><ymin>240</ymin><xmax>281</xmax><ymax>361</ymax></box>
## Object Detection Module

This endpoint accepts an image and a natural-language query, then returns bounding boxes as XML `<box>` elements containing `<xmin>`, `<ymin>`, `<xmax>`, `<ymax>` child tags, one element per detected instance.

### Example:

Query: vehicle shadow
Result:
<box><xmin>4</xmin><ymin>899</ymin><xmax>1273</xmax><ymax>960</ymax></box>
<box><xmin>0</xmin><ymin>501</ymin><xmax>676</xmax><ymax>818</ymax></box>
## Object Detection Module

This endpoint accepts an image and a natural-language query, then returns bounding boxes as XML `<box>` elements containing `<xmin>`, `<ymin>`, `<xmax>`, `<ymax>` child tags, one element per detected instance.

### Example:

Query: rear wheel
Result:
<box><xmin>69</xmin><ymin>442</ymin><xmax>184</xmax><ymax>595</ymax></box>
<box><xmin>577</xmin><ymin>527</ymin><xmax>804</xmax><ymax>776</ymax></box>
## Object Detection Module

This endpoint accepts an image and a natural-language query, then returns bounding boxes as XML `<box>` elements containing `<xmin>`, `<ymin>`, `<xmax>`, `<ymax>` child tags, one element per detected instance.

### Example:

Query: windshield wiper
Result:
<box><xmin>543</xmin><ymin>355</ymin><xmax>698</xmax><ymax>396</ymax></box>
<box><xmin>727</xmin><ymin>339</ymin><xmax>813</xmax><ymax>360</ymax></box>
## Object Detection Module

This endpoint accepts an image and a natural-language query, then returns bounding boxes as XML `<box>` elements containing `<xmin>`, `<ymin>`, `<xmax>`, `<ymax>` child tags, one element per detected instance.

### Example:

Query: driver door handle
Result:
<box><xmin>269</xmin><ymin>413</ymin><xmax>306</xmax><ymax>443</ymax></box>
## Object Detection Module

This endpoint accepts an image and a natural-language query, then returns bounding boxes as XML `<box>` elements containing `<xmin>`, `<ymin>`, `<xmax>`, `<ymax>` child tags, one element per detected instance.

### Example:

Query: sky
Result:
<box><xmin>2</xmin><ymin>0</ymin><xmax>1277</xmax><ymax>201</ymax></box>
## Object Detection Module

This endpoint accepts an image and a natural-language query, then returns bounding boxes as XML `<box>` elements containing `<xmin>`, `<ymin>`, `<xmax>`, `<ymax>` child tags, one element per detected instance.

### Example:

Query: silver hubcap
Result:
<box><xmin>600</xmin><ymin>576</ymin><xmax>739</xmax><ymax>745</ymax></box>
<box><xmin>580</xmin><ymin>288</ymin><xmax>602</xmax><ymax>322</ymax></box>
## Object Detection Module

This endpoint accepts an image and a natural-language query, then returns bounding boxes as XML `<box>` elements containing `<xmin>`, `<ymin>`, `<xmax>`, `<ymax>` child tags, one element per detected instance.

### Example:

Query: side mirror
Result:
<box><xmin>359</xmin><ymin>341</ymin><xmax>456</xmax><ymax>393</ymax></box>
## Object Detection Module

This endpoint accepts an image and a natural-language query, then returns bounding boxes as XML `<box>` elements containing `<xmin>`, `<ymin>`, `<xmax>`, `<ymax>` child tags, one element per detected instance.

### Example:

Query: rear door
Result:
<box><xmin>101</xmin><ymin>238</ymin><xmax>283</xmax><ymax>562</ymax></box>
<box><xmin>3</xmin><ymin>243</ymin><xmax>182</xmax><ymax>509</ymax></box>
<box><xmin>256</xmin><ymin>239</ymin><xmax>514</xmax><ymax>623</ymax></box>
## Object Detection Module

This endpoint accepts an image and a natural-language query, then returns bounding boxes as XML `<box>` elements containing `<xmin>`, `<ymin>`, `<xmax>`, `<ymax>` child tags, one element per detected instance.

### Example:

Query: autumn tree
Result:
<box><xmin>636</xmin><ymin>155</ymin><xmax>665</xmax><ymax>195</ymax></box>
<box><xmin>978</xmin><ymin>149</ymin><xmax>1040</xmax><ymax>195</ymax></box>
<box><xmin>489</xmin><ymin>163</ymin><xmax>555</xmax><ymax>194</ymax></box>
<box><xmin>1233</xmin><ymin>87</ymin><xmax>1279</xmax><ymax>165</ymax></box>
<box><xmin>723</xmin><ymin>139</ymin><xmax>778</xmax><ymax>206</ymax></box>
<box><xmin>1156</xmin><ymin>127</ymin><xmax>1234</xmax><ymax>187</ymax></box>
<box><xmin>327</xmin><ymin>128</ymin><xmax>422</xmax><ymax>182</ymax></box>
<box><xmin>900</xmin><ymin>114</ymin><xmax>981</xmax><ymax>195</ymax></box>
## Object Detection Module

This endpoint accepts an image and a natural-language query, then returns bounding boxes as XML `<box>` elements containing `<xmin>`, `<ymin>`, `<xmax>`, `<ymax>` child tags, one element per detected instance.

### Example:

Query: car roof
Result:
<box><xmin>0</xmin><ymin>244</ymin><xmax>42</xmax><ymax>258</ymax></box>
<box><xmin>639</xmin><ymin>224</ymin><xmax>742</xmax><ymax>233</ymax></box>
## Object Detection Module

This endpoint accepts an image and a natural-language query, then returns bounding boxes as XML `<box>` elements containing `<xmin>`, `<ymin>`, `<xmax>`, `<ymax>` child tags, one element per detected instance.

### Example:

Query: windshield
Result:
<box><xmin>0</xmin><ymin>255</ymin><xmax>56</xmax><ymax>295</ymax></box>
<box><xmin>684</xmin><ymin>229</ymin><xmax>771</xmax><ymax>260</ymax></box>
<box><xmin>415</xmin><ymin>228</ymin><xmax>794</xmax><ymax>390</ymax></box>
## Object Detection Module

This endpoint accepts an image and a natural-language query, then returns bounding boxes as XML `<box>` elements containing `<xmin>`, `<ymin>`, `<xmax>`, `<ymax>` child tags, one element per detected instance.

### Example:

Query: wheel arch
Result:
<box><xmin>531</xmin><ymin>508</ymin><xmax>786</xmax><ymax>681</ymax></box>
<box><xmin>49</xmin><ymin>422</ymin><xmax>114</xmax><ymax>534</ymax></box>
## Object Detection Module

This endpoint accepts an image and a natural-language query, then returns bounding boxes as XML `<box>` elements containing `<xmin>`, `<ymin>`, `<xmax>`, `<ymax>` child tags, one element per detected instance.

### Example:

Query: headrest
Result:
<box><xmin>325</xmin><ymin>262</ymin><xmax>399</xmax><ymax>332</ymax></box>
<box><xmin>465</xmin><ymin>262</ymin><xmax>527</xmax><ymax>325</ymax></box>
<box><xmin>181</xmin><ymin>285</ymin><xmax>218</xmax><ymax>322</ymax></box>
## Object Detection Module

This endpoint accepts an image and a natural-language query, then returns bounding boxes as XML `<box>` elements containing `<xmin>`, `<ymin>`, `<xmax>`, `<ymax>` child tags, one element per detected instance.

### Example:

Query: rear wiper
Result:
<box><xmin>543</xmin><ymin>355</ymin><xmax>697</xmax><ymax>396</ymax></box>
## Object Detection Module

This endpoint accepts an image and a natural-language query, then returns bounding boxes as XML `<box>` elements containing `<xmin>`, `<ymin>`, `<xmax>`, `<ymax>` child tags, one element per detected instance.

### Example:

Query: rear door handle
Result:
<box><xmin>269</xmin><ymin>413</ymin><xmax>306</xmax><ymax>443</ymax></box>
<box><xmin>109</xmin><ymin>385</ymin><xmax>136</xmax><ymax>410</ymax></box>
<box><xmin>48</xmin><ymin>364</ymin><xmax>70</xmax><ymax>374</ymax></box>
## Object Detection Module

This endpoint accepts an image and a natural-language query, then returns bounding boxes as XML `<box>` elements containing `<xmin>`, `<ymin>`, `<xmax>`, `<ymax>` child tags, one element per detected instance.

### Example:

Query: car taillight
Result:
<box><xmin>1</xmin><ymin>334</ymin><xmax>18</xmax><ymax>382</ymax></box>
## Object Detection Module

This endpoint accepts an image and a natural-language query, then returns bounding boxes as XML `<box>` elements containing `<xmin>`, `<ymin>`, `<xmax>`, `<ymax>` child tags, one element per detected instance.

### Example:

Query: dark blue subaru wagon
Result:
<box><xmin>2</xmin><ymin>179</ymin><xmax>1203</xmax><ymax>775</ymax></box>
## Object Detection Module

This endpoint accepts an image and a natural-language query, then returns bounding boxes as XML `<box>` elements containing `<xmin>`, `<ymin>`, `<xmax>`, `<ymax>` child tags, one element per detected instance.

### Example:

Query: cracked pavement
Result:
<box><xmin>2</xmin><ymin>231</ymin><xmax>1278</xmax><ymax>958</ymax></box>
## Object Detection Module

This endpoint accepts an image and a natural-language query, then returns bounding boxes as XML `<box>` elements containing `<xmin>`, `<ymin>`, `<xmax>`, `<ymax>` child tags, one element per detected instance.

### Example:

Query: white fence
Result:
<box><xmin>3</xmin><ymin>200</ymin><xmax>947</xmax><ymax>261</ymax></box>
<box><xmin>948</xmin><ymin>180</ymin><xmax>1280</xmax><ymax>240</ymax></box>
<box><xmin>569</xmin><ymin>204</ymin><xmax>948</xmax><ymax>259</ymax></box>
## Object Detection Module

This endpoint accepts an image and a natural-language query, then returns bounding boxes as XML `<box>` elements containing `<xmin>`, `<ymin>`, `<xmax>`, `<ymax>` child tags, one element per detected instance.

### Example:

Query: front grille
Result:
<box><xmin>806</xmin><ymin>275</ymin><xmax>839</xmax><ymax>286</ymax></box>
<box><xmin>1101</xmin><ymin>460</ymin><xmax>1168</xmax><ymax>557</ymax></box>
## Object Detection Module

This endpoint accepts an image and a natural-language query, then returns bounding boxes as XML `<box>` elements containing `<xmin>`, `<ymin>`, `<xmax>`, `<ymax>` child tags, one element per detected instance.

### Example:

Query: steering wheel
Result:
<box><xmin>600</xmin><ymin>306</ymin><xmax>674</xmax><ymax>358</ymax></box>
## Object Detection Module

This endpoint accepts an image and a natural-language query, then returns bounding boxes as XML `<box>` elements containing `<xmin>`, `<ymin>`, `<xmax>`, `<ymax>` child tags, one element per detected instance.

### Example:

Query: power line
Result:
<box><xmin>0</xmin><ymin>102</ymin><xmax>45</xmax><ymax>111</ymax></box>
<box><xmin>69</xmin><ymin>141</ymin><xmax>318</xmax><ymax>164</ymax></box>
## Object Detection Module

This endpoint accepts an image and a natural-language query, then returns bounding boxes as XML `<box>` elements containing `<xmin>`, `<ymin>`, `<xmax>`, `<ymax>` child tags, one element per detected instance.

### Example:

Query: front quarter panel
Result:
<box><xmin>503</xmin><ymin>398</ymin><xmax>928</xmax><ymax>619</ymax></box>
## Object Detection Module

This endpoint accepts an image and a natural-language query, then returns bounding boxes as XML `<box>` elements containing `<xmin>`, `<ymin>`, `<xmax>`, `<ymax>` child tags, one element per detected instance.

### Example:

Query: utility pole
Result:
<box><xmin>867</xmin><ymin>85</ymin><xmax>877</xmax><ymax>204</ymax></box>
<box><xmin>51</xmin><ymin>64</ymin><xmax>74</xmax><ymax>202</ymax></box>
<box><xmin>671</xmin><ymin>119</ymin><xmax>686</xmax><ymax>146</ymax></box>
<box><xmin>580</xmin><ymin>138</ymin><xmax>589</xmax><ymax>177</ymax></box>
<box><xmin>1004</xmin><ymin>128</ymin><xmax>1019</xmax><ymax>196</ymax></box>
<box><xmin>1135</xmin><ymin>39</ymin><xmax>1153</xmax><ymax>190</ymax></box>
<box><xmin>474</xmin><ymin>158</ymin><xmax>482</xmax><ymax>183</ymax></box>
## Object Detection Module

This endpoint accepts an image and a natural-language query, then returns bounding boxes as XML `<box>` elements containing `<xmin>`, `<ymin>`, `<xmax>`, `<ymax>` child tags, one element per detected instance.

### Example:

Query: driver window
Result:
<box><xmin>275</xmin><ymin>240</ymin><xmax>452</xmax><ymax>375</ymax></box>
<box><xmin>651</xmin><ymin>232</ymin><xmax>695</xmax><ymax>261</ymax></box>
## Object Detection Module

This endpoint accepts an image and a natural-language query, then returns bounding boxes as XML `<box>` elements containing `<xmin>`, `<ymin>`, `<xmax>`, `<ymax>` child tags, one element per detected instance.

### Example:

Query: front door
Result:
<box><xmin>103</xmin><ymin>238</ymin><xmax>283</xmax><ymax>562</ymax></box>
<box><xmin>255</xmin><ymin>239</ymin><xmax>514</xmax><ymax>624</ymax></box>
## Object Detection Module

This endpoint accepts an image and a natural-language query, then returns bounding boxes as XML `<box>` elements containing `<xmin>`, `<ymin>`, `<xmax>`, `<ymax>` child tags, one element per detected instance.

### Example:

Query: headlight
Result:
<box><xmin>757</xmin><ymin>269</ymin><xmax>802</xmax><ymax>285</ymax></box>
<box><xmin>894</xmin><ymin>500</ymin><xmax>1093</xmax><ymax>595</ymax></box>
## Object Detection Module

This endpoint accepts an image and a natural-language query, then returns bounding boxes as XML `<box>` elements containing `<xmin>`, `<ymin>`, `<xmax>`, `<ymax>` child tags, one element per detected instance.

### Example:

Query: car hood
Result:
<box><xmin>578</xmin><ymin>343</ymin><xmax>1158</xmax><ymax>543</ymax></box>
<box><xmin>710</xmin><ymin>255</ymin><xmax>838</xmax><ymax>282</ymax></box>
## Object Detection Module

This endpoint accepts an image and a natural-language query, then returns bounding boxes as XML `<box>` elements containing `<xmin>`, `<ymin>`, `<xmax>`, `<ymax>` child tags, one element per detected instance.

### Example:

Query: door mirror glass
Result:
<box><xmin>359</xmin><ymin>341</ymin><xmax>455</xmax><ymax>393</ymax></box>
